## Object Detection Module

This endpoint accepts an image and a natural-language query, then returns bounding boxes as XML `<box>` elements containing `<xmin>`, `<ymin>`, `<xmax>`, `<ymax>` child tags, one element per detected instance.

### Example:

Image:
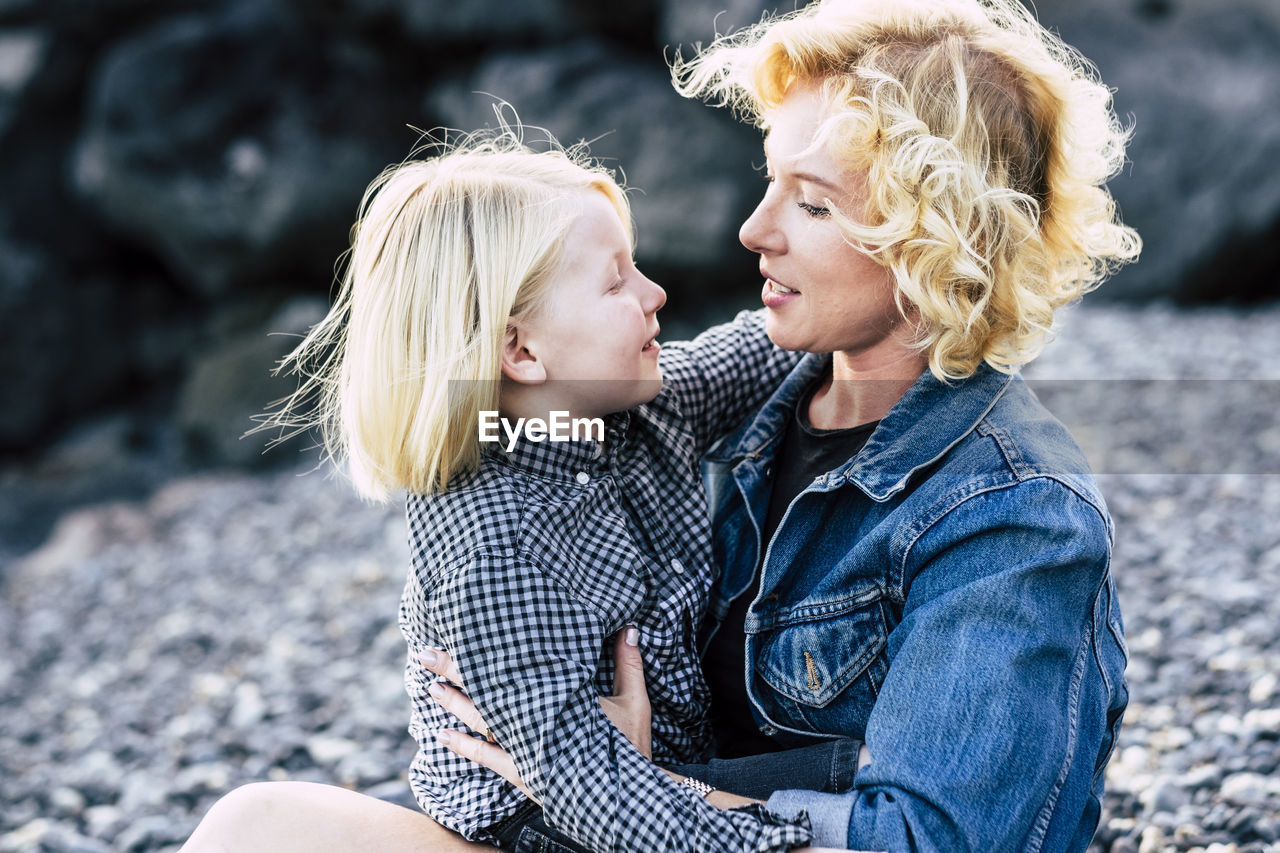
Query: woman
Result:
<box><xmin>184</xmin><ymin>0</ymin><xmax>1138</xmax><ymax>850</ymax></box>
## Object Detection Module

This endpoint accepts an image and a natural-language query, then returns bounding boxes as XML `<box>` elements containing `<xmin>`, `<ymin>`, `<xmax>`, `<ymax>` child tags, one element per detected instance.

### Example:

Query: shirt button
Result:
<box><xmin>575</xmin><ymin>471</ymin><xmax>590</xmax><ymax>485</ymax></box>
<box><xmin>592</xmin><ymin>443</ymin><xmax>604</xmax><ymax>459</ymax></box>
<box><xmin>671</xmin><ymin>558</ymin><xmax>685</xmax><ymax>574</ymax></box>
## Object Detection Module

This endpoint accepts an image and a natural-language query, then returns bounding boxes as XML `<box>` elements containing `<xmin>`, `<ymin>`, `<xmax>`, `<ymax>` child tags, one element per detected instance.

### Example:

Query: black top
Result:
<box><xmin>704</xmin><ymin>377</ymin><xmax>879</xmax><ymax>758</ymax></box>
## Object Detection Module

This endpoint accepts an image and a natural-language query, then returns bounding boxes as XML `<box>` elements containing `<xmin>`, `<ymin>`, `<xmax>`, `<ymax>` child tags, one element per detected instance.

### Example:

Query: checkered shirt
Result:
<box><xmin>399</xmin><ymin>310</ymin><xmax>813</xmax><ymax>852</ymax></box>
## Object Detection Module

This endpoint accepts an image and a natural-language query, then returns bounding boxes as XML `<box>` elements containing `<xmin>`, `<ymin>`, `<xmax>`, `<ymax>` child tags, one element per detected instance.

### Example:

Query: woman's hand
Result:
<box><xmin>421</xmin><ymin>627</ymin><xmax>652</xmax><ymax>799</ymax></box>
<box><xmin>596</xmin><ymin>627</ymin><xmax>652</xmax><ymax>758</ymax></box>
<box><xmin>419</xmin><ymin>648</ymin><xmax>539</xmax><ymax>803</ymax></box>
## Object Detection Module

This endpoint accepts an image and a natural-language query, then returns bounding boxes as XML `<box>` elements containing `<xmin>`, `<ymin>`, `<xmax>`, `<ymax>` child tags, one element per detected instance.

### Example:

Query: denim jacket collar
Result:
<box><xmin>708</xmin><ymin>353</ymin><xmax>1016</xmax><ymax>501</ymax></box>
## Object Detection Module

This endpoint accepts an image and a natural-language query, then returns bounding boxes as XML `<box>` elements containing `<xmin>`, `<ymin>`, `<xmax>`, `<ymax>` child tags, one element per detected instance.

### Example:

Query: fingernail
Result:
<box><xmin>436</xmin><ymin>730</ymin><xmax>452</xmax><ymax>745</ymax></box>
<box><xmin>625</xmin><ymin>627</ymin><xmax>639</xmax><ymax>646</ymax></box>
<box><xmin>428</xmin><ymin>682</ymin><xmax>445</xmax><ymax>698</ymax></box>
<box><xmin>421</xmin><ymin>650</ymin><xmax>438</xmax><ymax>666</ymax></box>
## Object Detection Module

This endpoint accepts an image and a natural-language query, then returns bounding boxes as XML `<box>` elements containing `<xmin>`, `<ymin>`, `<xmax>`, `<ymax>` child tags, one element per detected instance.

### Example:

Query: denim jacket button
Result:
<box><xmin>760</xmin><ymin>724</ymin><xmax>777</xmax><ymax>736</ymax></box>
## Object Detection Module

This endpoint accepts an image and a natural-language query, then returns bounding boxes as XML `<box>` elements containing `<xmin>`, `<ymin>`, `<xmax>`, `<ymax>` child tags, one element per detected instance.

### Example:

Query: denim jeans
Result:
<box><xmin>490</xmin><ymin>738</ymin><xmax>861</xmax><ymax>853</ymax></box>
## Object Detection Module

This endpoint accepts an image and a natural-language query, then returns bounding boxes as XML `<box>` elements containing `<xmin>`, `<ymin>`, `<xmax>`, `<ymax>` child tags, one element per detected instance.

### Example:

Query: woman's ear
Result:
<box><xmin>500</xmin><ymin>323</ymin><xmax>547</xmax><ymax>385</ymax></box>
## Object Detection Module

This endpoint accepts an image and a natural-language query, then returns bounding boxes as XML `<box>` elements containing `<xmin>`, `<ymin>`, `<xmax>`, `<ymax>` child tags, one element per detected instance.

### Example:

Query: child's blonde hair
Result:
<box><xmin>674</xmin><ymin>0</ymin><xmax>1141</xmax><ymax>380</ymax></box>
<box><xmin>268</xmin><ymin>129</ymin><xmax>632</xmax><ymax>500</ymax></box>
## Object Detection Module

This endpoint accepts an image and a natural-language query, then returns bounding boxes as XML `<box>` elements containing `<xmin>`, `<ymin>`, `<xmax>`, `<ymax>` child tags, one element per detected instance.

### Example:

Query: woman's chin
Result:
<box><xmin>763</xmin><ymin>319</ymin><xmax>806</xmax><ymax>353</ymax></box>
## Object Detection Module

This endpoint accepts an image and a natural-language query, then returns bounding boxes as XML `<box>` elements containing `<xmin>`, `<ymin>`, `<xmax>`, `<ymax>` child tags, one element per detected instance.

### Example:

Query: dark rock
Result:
<box><xmin>0</xmin><ymin>236</ymin><xmax>171</xmax><ymax>451</ymax></box>
<box><xmin>0</xmin><ymin>27</ymin><xmax>48</xmax><ymax>140</ymax></box>
<box><xmin>176</xmin><ymin>296</ymin><xmax>325</xmax><ymax>468</ymax></box>
<box><xmin>659</xmin><ymin>0</ymin><xmax>779</xmax><ymax>48</ymax></box>
<box><xmin>0</xmin><ymin>0</ymin><xmax>215</xmax><ymax>31</ymax></box>
<box><xmin>428</xmin><ymin>40</ymin><xmax>764</xmax><ymax>289</ymax></box>
<box><xmin>1028</xmin><ymin>0</ymin><xmax>1280</xmax><ymax>302</ymax></box>
<box><xmin>72</xmin><ymin>6</ymin><xmax>411</xmax><ymax>298</ymax></box>
<box><xmin>0</xmin><ymin>0</ymin><xmax>35</xmax><ymax>22</ymax></box>
<box><xmin>342</xmin><ymin>0</ymin><xmax>572</xmax><ymax>43</ymax></box>
<box><xmin>281</xmin><ymin>0</ymin><xmax>659</xmax><ymax>48</ymax></box>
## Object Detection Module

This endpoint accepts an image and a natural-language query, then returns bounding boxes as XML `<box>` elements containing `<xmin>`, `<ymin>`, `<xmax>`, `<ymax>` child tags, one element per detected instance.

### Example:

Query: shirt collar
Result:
<box><xmin>715</xmin><ymin>354</ymin><xmax>1015</xmax><ymax>501</ymax></box>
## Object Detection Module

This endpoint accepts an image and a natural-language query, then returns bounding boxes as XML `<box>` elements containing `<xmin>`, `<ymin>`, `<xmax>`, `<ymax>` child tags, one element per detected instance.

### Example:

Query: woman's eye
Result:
<box><xmin>608</xmin><ymin>278</ymin><xmax>625</xmax><ymax>293</ymax></box>
<box><xmin>798</xmin><ymin>201</ymin><xmax>830</xmax><ymax>218</ymax></box>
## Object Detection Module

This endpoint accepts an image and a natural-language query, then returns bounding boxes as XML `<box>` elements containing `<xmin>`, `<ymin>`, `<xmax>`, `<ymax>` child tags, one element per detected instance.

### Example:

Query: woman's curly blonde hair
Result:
<box><xmin>674</xmin><ymin>0</ymin><xmax>1141</xmax><ymax>379</ymax></box>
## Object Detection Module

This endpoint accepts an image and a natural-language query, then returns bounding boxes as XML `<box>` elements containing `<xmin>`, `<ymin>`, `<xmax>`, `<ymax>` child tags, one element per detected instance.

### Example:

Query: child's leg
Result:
<box><xmin>180</xmin><ymin>781</ymin><xmax>490</xmax><ymax>853</ymax></box>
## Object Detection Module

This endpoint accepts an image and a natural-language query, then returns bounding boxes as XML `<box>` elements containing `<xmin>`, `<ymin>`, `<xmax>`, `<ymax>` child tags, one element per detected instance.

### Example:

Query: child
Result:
<box><xmin>271</xmin><ymin>130</ymin><xmax>810</xmax><ymax>852</ymax></box>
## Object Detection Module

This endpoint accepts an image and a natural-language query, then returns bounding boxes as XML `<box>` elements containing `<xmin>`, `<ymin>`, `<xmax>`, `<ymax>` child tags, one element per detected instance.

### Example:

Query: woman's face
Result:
<box><xmin>740</xmin><ymin>84</ymin><xmax>915</xmax><ymax>368</ymax></box>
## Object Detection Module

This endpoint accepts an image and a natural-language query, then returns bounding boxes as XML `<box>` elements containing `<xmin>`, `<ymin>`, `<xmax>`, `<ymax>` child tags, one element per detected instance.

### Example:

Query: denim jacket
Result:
<box><xmin>702</xmin><ymin>353</ymin><xmax>1129</xmax><ymax>853</ymax></box>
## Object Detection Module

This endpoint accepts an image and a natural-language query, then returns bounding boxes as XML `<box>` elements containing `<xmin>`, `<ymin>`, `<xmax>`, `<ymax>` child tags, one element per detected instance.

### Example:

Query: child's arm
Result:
<box><xmin>658</xmin><ymin>309</ymin><xmax>805</xmax><ymax>453</ymax></box>
<box><xmin>410</xmin><ymin>552</ymin><xmax>812</xmax><ymax>853</ymax></box>
<box><xmin>400</xmin><ymin>573</ymin><xmax>528</xmax><ymax>841</ymax></box>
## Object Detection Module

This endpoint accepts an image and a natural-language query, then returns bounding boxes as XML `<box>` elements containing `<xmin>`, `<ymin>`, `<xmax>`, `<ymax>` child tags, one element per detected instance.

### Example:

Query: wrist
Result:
<box><xmin>679</xmin><ymin>776</ymin><xmax>715</xmax><ymax>798</ymax></box>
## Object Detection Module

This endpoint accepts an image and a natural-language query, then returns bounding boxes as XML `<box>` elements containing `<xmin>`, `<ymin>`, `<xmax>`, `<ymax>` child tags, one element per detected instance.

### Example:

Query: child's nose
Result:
<box><xmin>643</xmin><ymin>276</ymin><xmax>667</xmax><ymax>313</ymax></box>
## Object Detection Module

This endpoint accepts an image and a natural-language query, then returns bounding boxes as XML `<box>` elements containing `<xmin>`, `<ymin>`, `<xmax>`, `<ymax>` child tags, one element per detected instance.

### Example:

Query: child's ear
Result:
<box><xmin>500</xmin><ymin>323</ymin><xmax>547</xmax><ymax>385</ymax></box>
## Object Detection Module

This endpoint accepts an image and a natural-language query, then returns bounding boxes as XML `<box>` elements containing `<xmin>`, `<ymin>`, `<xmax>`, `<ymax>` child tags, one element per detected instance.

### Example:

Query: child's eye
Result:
<box><xmin>607</xmin><ymin>278</ymin><xmax>625</xmax><ymax>293</ymax></box>
<box><xmin>798</xmin><ymin>201</ymin><xmax>830</xmax><ymax>218</ymax></box>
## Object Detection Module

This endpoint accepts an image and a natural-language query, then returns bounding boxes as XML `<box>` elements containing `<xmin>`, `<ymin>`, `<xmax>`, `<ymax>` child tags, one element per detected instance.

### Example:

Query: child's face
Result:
<box><xmin>518</xmin><ymin>190</ymin><xmax>667</xmax><ymax>417</ymax></box>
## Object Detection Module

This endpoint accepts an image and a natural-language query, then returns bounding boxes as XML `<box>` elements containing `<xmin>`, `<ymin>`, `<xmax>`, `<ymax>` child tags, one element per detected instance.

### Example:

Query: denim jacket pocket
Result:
<box><xmin>756</xmin><ymin>598</ymin><xmax>890</xmax><ymax>711</ymax></box>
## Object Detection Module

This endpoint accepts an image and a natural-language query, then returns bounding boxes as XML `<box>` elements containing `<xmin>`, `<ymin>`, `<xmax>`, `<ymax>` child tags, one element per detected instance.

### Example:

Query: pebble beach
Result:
<box><xmin>2</xmin><ymin>302</ymin><xmax>1279</xmax><ymax>853</ymax></box>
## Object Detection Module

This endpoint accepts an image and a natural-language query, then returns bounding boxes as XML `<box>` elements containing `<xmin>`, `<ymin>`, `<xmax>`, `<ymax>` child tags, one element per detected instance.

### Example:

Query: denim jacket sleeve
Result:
<box><xmin>767</xmin><ymin>477</ymin><xmax>1127</xmax><ymax>853</ymax></box>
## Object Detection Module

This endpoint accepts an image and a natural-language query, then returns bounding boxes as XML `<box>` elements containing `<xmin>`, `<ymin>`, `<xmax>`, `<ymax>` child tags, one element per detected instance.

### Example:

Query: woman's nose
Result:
<box><xmin>739</xmin><ymin>195</ymin><xmax>780</xmax><ymax>255</ymax></box>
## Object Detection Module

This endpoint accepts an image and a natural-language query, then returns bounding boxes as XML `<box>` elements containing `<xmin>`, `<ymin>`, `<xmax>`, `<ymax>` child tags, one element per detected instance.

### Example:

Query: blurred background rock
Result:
<box><xmin>1</xmin><ymin>0</ymin><xmax>1278</xmax><ymax>556</ymax></box>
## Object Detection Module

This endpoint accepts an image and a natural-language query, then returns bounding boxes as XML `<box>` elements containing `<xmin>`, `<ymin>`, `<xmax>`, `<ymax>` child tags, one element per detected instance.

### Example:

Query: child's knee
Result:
<box><xmin>182</xmin><ymin>782</ymin><xmax>299</xmax><ymax>852</ymax></box>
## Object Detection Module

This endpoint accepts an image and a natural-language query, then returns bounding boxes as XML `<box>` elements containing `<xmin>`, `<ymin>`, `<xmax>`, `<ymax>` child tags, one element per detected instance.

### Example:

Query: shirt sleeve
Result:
<box><xmin>768</xmin><ymin>479</ymin><xmax>1124</xmax><ymax>852</ymax></box>
<box><xmin>429</xmin><ymin>552</ymin><xmax>813</xmax><ymax>853</ymax></box>
<box><xmin>659</xmin><ymin>309</ymin><xmax>804</xmax><ymax>453</ymax></box>
<box><xmin>402</xmin><ymin>571</ymin><xmax>527</xmax><ymax>839</ymax></box>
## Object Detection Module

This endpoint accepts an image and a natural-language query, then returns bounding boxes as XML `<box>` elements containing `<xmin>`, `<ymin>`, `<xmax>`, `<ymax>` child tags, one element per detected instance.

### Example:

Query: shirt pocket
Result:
<box><xmin>754</xmin><ymin>597</ymin><xmax>890</xmax><ymax>735</ymax></box>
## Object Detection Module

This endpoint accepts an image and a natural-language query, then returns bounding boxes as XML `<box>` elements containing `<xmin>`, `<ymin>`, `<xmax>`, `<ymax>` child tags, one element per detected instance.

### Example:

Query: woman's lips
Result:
<box><xmin>761</xmin><ymin>276</ymin><xmax>800</xmax><ymax>308</ymax></box>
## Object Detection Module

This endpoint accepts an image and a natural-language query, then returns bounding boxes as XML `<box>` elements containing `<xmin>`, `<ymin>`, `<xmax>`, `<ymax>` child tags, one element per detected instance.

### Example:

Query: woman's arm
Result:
<box><xmin>429</xmin><ymin>638</ymin><xmax>871</xmax><ymax>853</ymax></box>
<box><xmin>764</xmin><ymin>479</ymin><xmax>1124</xmax><ymax>852</ymax></box>
<box><xmin>416</xmin><ymin>553</ymin><xmax>812</xmax><ymax>853</ymax></box>
<box><xmin>428</xmin><ymin>640</ymin><xmax>860</xmax><ymax>852</ymax></box>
